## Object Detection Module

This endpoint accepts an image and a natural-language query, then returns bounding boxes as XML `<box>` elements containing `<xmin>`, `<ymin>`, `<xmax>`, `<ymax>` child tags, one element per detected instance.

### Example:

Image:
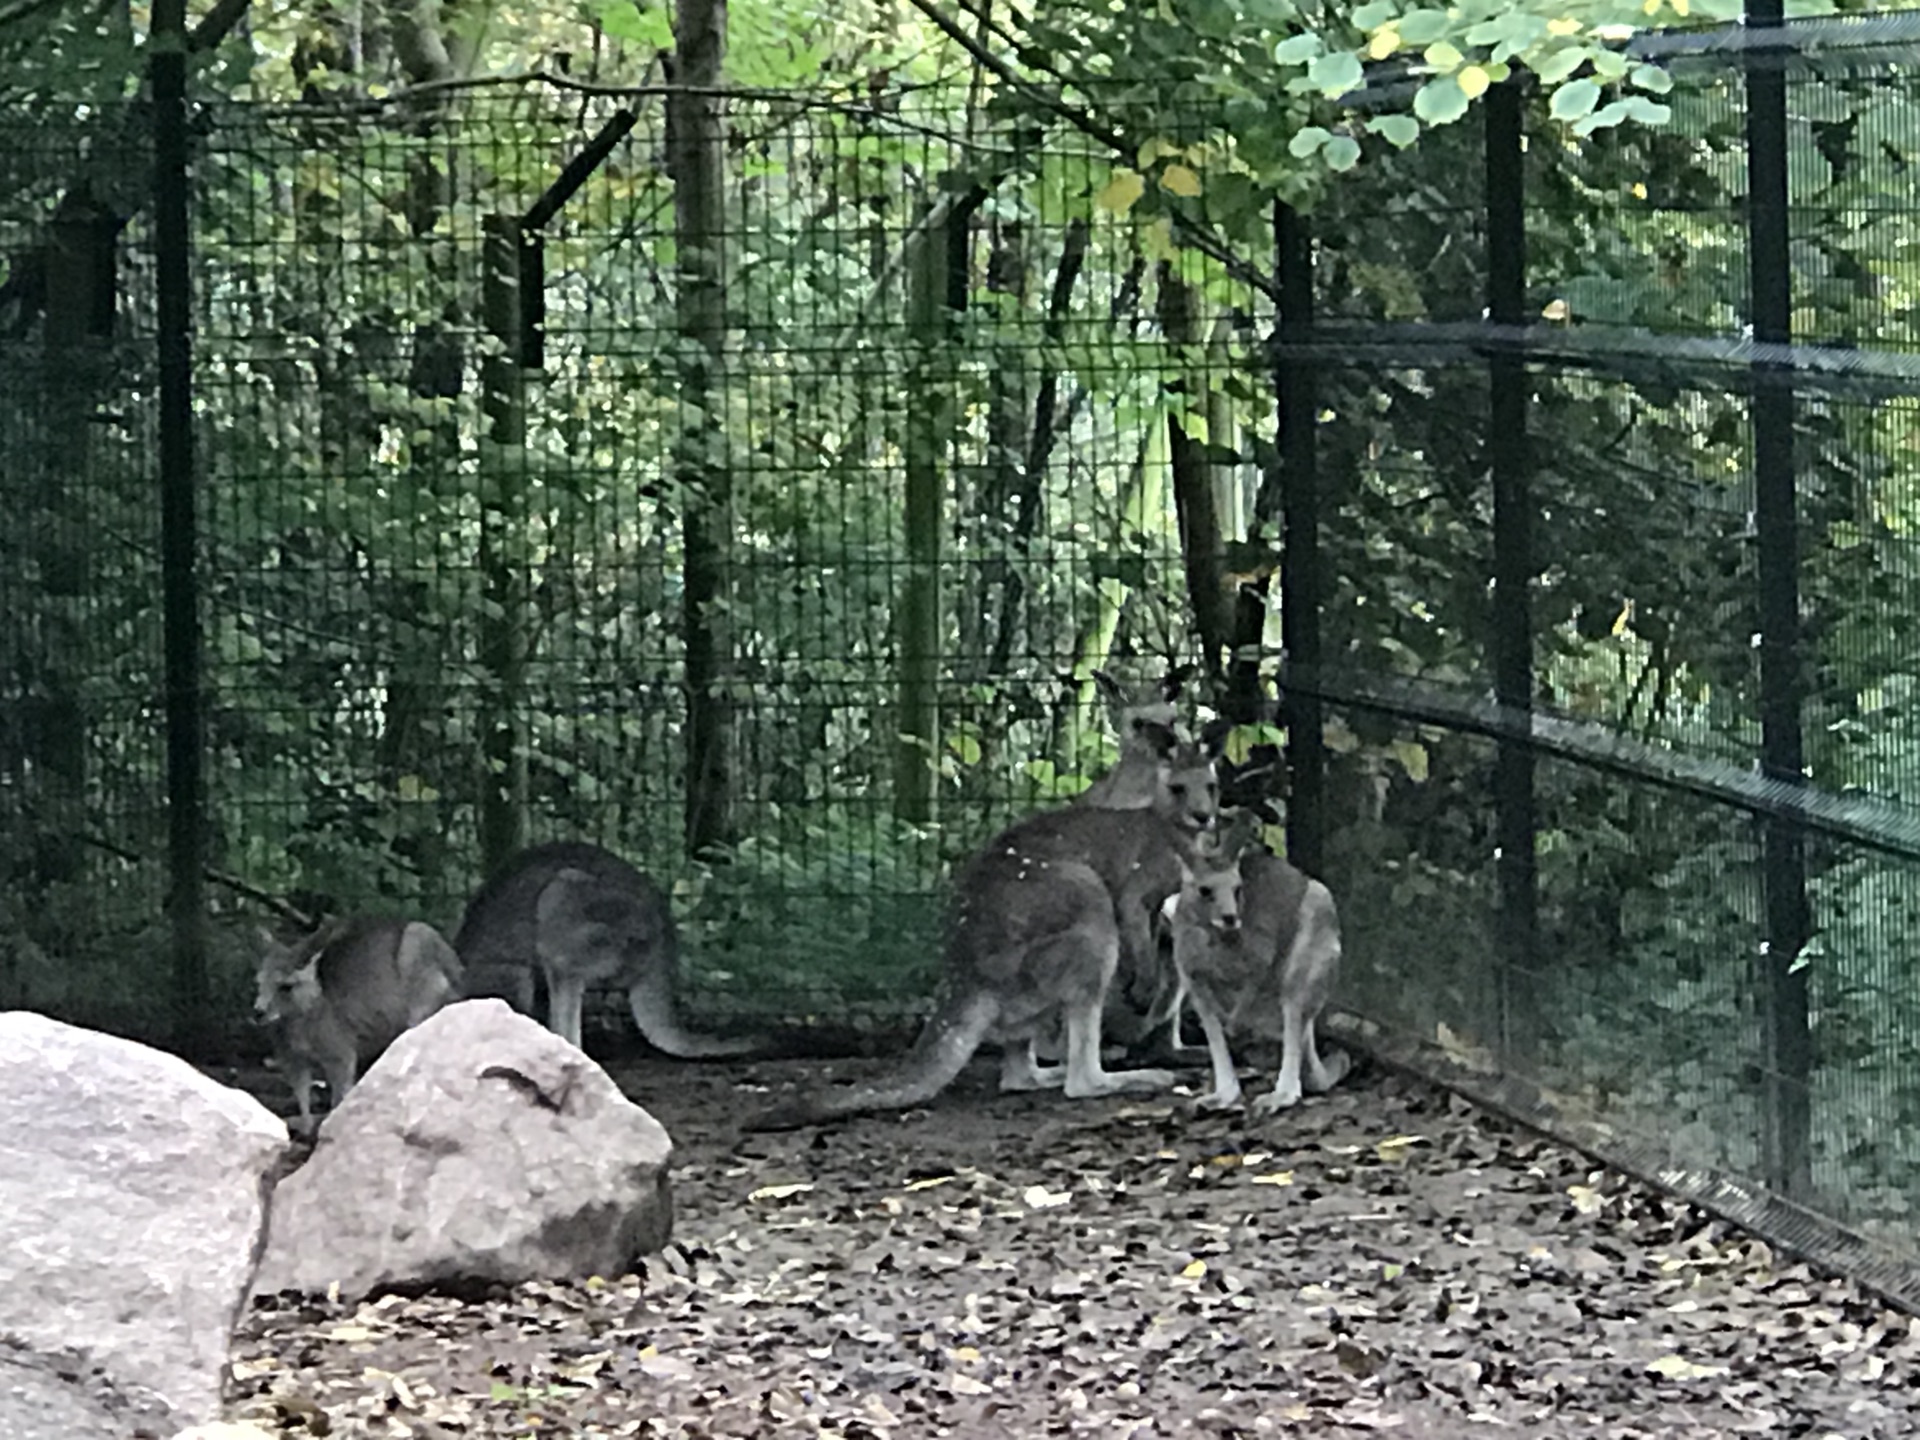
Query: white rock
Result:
<box><xmin>0</xmin><ymin>1011</ymin><xmax>287</xmax><ymax>1431</ymax></box>
<box><xmin>252</xmin><ymin>999</ymin><xmax>674</xmax><ymax>1301</ymax></box>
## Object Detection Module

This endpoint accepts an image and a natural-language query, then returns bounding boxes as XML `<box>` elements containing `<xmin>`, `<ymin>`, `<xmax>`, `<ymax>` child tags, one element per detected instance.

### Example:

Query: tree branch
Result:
<box><xmin>898</xmin><ymin>0</ymin><xmax>1280</xmax><ymax>299</ymax></box>
<box><xmin>74</xmin><ymin>832</ymin><xmax>318</xmax><ymax>928</ymax></box>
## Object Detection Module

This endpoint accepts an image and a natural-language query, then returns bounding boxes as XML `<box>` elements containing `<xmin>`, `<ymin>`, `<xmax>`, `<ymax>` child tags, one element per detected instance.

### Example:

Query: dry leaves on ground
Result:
<box><xmin>225</xmin><ymin>1056</ymin><xmax>1920</xmax><ymax>1438</ymax></box>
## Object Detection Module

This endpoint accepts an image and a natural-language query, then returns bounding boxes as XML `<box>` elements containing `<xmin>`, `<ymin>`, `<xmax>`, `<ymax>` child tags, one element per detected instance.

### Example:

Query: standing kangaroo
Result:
<box><xmin>1075</xmin><ymin>666</ymin><xmax>1193</xmax><ymax>809</ymax></box>
<box><xmin>253</xmin><ymin>916</ymin><xmax>464</xmax><ymax>1130</ymax></box>
<box><xmin>455</xmin><ymin>841</ymin><xmax>759</xmax><ymax>1057</ymax></box>
<box><xmin>1165</xmin><ymin>812</ymin><xmax>1350</xmax><ymax>1114</ymax></box>
<box><xmin>1075</xmin><ymin>665</ymin><xmax>1201</xmax><ymax>1049</ymax></box>
<box><xmin>744</xmin><ymin>727</ymin><xmax>1219</xmax><ymax>1129</ymax></box>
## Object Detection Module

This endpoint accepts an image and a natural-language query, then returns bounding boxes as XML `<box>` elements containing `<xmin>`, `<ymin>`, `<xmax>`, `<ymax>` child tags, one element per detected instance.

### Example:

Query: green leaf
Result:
<box><xmin>1465</xmin><ymin>13</ymin><xmax>1545</xmax><ymax>48</ymax></box>
<box><xmin>1308</xmin><ymin>51</ymin><xmax>1365</xmax><ymax>97</ymax></box>
<box><xmin>1369</xmin><ymin>114</ymin><xmax>1421</xmax><ymax>148</ymax></box>
<box><xmin>1412</xmin><ymin>76</ymin><xmax>1470</xmax><ymax>126</ymax></box>
<box><xmin>1550</xmin><ymin>78</ymin><xmax>1602</xmax><ymax>123</ymax></box>
<box><xmin>1533</xmin><ymin>45</ymin><xmax>1588</xmax><ymax>85</ymax></box>
<box><xmin>1396</xmin><ymin>8</ymin><xmax>1453</xmax><ymax>44</ymax></box>
<box><xmin>1289</xmin><ymin>125</ymin><xmax>1332</xmax><ymax>157</ymax></box>
<box><xmin>599</xmin><ymin>0</ymin><xmax>674</xmax><ymax>48</ymax></box>
<box><xmin>1573</xmin><ymin>98</ymin><xmax>1637</xmax><ymax>135</ymax></box>
<box><xmin>1352</xmin><ymin>0</ymin><xmax>1397</xmax><ymax>27</ymax></box>
<box><xmin>1324</xmin><ymin>135</ymin><xmax>1362</xmax><ymax>171</ymax></box>
<box><xmin>1273</xmin><ymin>33</ymin><xmax>1323</xmax><ymax>65</ymax></box>
<box><xmin>1629</xmin><ymin>62</ymin><xmax>1673</xmax><ymax>94</ymax></box>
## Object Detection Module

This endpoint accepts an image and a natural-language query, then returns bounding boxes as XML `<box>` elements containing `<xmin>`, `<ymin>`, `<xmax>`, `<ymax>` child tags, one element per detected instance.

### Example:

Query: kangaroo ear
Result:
<box><xmin>1227</xmin><ymin>808</ymin><xmax>1266</xmax><ymax>858</ymax></box>
<box><xmin>1091</xmin><ymin>669</ymin><xmax>1123</xmax><ymax>707</ymax></box>
<box><xmin>1160</xmin><ymin>663</ymin><xmax>1194</xmax><ymax>702</ymax></box>
<box><xmin>1198</xmin><ymin>716</ymin><xmax>1234</xmax><ymax>760</ymax></box>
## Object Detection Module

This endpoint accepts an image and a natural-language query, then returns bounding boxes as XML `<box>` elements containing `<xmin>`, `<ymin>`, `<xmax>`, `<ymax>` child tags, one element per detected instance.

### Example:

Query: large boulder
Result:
<box><xmin>0</xmin><ymin>1011</ymin><xmax>287</xmax><ymax>1433</ymax></box>
<box><xmin>253</xmin><ymin>999</ymin><xmax>674</xmax><ymax>1300</ymax></box>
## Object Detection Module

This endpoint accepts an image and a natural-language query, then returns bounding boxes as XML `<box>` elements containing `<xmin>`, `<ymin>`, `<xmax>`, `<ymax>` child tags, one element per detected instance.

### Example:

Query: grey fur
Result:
<box><xmin>254</xmin><ymin>916</ymin><xmax>464</xmax><ymax>1129</ymax></box>
<box><xmin>1166</xmin><ymin>814</ymin><xmax>1350</xmax><ymax>1114</ymax></box>
<box><xmin>744</xmin><ymin>730</ymin><xmax>1218</xmax><ymax>1130</ymax></box>
<box><xmin>1074</xmin><ymin>666</ymin><xmax>1192</xmax><ymax>810</ymax></box>
<box><xmin>454</xmin><ymin>841</ymin><xmax>759</xmax><ymax>1058</ymax></box>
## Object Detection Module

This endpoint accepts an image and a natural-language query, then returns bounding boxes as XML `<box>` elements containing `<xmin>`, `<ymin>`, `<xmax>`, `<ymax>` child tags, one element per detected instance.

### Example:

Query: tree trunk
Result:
<box><xmin>669</xmin><ymin>0</ymin><xmax>733</xmax><ymax>858</ymax></box>
<box><xmin>1156</xmin><ymin>264</ymin><xmax>1230</xmax><ymax>685</ymax></box>
<box><xmin>477</xmin><ymin>213</ymin><xmax>530</xmax><ymax>874</ymax></box>
<box><xmin>891</xmin><ymin>206</ymin><xmax>954</xmax><ymax>824</ymax></box>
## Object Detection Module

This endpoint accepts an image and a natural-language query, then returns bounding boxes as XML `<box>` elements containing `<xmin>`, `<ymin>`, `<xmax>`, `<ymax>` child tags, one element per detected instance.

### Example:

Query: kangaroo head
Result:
<box><xmin>254</xmin><ymin>923</ymin><xmax>333</xmax><ymax>1024</ymax></box>
<box><xmin>1134</xmin><ymin>720</ymin><xmax>1222</xmax><ymax>833</ymax></box>
<box><xmin>1093</xmin><ymin>665</ymin><xmax>1194</xmax><ymax>752</ymax></box>
<box><xmin>1177</xmin><ymin>809</ymin><xmax>1266</xmax><ymax>935</ymax></box>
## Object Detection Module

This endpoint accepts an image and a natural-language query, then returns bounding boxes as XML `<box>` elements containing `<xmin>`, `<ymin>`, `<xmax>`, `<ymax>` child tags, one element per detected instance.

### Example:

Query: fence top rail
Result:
<box><xmin>1283</xmin><ymin>662</ymin><xmax>1920</xmax><ymax>866</ymax></box>
<box><xmin>1268</xmin><ymin>320</ymin><xmax>1920</xmax><ymax>405</ymax></box>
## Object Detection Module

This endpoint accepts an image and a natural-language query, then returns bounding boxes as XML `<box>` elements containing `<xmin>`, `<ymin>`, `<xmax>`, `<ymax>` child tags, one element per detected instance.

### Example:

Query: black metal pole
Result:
<box><xmin>1275</xmin><ymin>201</ymin><xmax>1325</xmax><ymax>879</ymax></box>
<box><xmin>153</xmin><ymin>3</ymin><xmax>208</xmax><ymax>1051</ymax></box>
<box><xmin>1486</xmin><ymin>79</ymin><xmax>1539</xmax><ymax>1056</ymax></box>
<box><xmin>1745</xmin><ymin>0</ymin><xmax>1813</xmax><ymax>1200</ymax></box>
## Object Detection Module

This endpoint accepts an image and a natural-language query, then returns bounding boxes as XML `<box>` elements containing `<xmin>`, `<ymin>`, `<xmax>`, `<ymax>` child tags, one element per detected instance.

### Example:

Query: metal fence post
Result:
<box><xmin>1275</xmin><ymin>201</ymin><xmax>1325</xmax><ymax>877</ymax></box>
<box><xmin>1745</xmin><ymin>0</ymin><xmax>1813</xmax><ymax>1200</ymax></box>
<box><xmin>1486</xmin><ymin>79</ymin><xmax>1539</xmax><ymax>1055</ymax></box>
<box><xmin>152</xmin><ymin>0</ymin><xmax>209</xmax><ymax>1051</ymax></box>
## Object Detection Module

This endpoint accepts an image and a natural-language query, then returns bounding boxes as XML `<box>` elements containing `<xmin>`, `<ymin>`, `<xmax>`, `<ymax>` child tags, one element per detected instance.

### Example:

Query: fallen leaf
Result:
<box><xmin>1022</xmin><ymin>1184</ymin><xmax>1071</xmax><ymax>1208</ymax></box>
<box><xmin>1648</xmin><ymin>1353</ymin><xmax>1729</xmax><ymax>1380</ymax></box>
<box><xmin>748</xmin><ymin>1182</ymin><xmax>814</xmax><ymax>1202</ymax></box>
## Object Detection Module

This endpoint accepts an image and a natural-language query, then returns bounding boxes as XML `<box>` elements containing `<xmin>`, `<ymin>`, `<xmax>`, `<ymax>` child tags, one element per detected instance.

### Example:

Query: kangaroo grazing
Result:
<box><xmin>454</xmin><ymin>840</ymin><xmax>759</xmax><ymax>1058</ymax></box>
<box><xmin>1165</xmin><ymin>812</ymin><xmax>1350</xmax><ymax>1114</ymax></box>
<box><xmin>253</xmin><ymin>916</ymin><xmax>464</xmax><ymax>1130</ymax></box>
<box><xmin>744</xmin><ymin>727</ymin><xmax>1218</xmax><ymax>1130</ymax></box>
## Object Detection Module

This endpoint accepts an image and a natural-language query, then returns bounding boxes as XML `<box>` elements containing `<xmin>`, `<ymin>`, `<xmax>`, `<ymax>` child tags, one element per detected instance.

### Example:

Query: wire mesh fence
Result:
<box><xmin>6</xmin><ymin>13</ymin><xmax>1920</xmax><ymax>1304</ymax></box>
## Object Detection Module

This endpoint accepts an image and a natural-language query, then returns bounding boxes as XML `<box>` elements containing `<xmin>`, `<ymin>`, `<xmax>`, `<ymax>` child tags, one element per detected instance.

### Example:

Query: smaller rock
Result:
<box><xmin>253</xmin><ymin>999</ymin><xmax>675</xmax><ymax>1301</ymax></box>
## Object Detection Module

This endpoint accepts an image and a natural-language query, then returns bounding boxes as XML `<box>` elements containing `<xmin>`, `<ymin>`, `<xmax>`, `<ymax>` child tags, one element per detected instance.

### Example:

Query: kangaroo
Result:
<box><xmin>253</xmin><ymin>916</ymin><xmax>464</xmax><ymax>1130</ymax></box>
<box><xmin>454</xmin><ymin>840</ymin><xmax>759</xmax><ymax>1058</ymax></box>
<box><xmin>1074</xmin><ymin>665</ymin><xmax>1193</xmax><ymax>809</ymax></box>
<box><xmin>1165</xmin><ymin>812</ymin><xmax>1351</xmax><ymax>1114</ymax></box>
<box><xmin>744</xmin><ymin>727</ymin><xmax>1218</xmax><ymax>1130</ymax></box>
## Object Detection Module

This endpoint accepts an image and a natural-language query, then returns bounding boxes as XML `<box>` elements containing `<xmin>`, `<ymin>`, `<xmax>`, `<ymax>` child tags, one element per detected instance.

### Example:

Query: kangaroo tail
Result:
<box><xmin>743</xmin><ymin>987</ymin><xmax>998</xmax><ymax>1131</ymax></box>
<box><xmin>626</xmin><ymin>954</ymin><xmax>765</xmax><ymax>1058</ymax></box>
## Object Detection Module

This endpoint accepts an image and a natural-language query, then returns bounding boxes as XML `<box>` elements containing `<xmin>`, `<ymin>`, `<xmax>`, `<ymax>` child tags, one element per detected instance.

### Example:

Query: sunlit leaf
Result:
<box><xmin>1095</xmin><ymin>170</ymin><xmax>1146</xmax><ymax>214</ymax></box>
<box><xmin>1160</xmin><ymin>163</ymin><xmax>1203</xmax><ymax>198</ymax></box>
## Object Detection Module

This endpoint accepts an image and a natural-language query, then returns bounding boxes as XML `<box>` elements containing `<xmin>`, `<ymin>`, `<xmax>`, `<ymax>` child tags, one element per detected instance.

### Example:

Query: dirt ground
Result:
<box><xmin>225</xmin><ymin>1049</ymin><xmax>1920</xmax><ymax>1438</ymax></box>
